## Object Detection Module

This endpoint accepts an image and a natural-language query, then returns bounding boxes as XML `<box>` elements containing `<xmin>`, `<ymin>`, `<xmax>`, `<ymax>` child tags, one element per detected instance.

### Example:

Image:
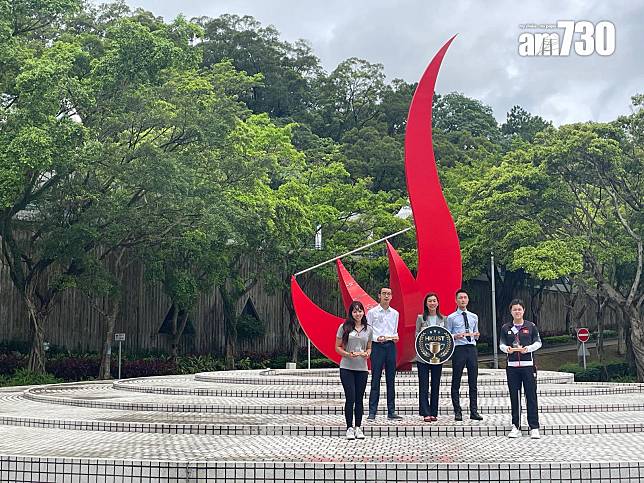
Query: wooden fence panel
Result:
<box><xmin>0</xmin><ymin>243</ymin><xmax>622</xmax><ymax>356</ymax></box>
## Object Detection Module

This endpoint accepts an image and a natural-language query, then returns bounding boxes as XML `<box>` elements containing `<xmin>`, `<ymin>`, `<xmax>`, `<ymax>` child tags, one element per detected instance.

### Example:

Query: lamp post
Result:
<box><xmin>491</xmin><ymin>252</ymin><xmax>499</xmax><ymax>369</ymax></box>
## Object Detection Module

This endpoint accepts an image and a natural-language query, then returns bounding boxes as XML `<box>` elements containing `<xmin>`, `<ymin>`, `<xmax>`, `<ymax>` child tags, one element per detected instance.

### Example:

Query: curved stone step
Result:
<box><xmin>1</xmin><ymin>405</ymin><xmax>642</xmax><ymax>437</ymax></box>
<box><xmin>113</xmin><ymin>376</ymin><xmax>644</xmax><ymax>399</ymax></box>
<box><xmin>193</xmin><ymin>368</ymin><xmax>576</xmax><ymax>386</ymax></box>
<box><xmin>23</xmin><ymin>384</ymin><xmax>644</xmax><ymax>415</ymax></box>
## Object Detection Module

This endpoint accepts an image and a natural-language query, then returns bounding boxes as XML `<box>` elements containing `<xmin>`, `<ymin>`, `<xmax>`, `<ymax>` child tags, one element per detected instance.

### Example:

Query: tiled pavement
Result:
<box><xmin>0</xmin><ymin>368</ymin><xmax>643</xmax><ymax>482</ymax></box>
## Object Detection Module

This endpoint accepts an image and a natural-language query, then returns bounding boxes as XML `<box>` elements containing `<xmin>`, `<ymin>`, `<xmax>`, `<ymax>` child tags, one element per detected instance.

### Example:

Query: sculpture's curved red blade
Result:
<box><xmin>403</xmin><ymin>35</ymin><xmax>462</xmax><ymax>310</ymax></box>
<box><xmin>336</xmin><ymin>259</ymin><xmax>378</xmax><ymax>312</ymax></box>
<box><xmin>291</xmin><ymin>275</ymin><xmax>343</xmax><ymax>365</ymax></box>
<box><xmin>291</xmin><ymin>37</ymin><xmax>462</xmax><ymax>369</ymax></box>
<box><xmin>386</xmin><ymin>241</ymin><xmax>419</xmax><ymax>368</ymax></box>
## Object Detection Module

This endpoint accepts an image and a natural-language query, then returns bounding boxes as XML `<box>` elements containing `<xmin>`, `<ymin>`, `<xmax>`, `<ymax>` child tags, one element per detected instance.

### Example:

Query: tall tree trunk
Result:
<box><xmin>220</xmin><ymin>286</ymin><xmax>238</xmax><ymax>370</ymax></box>
<box><xmin>618</xmin><ymin>324</ymin><xmax>627</xmax><ymax>356</ymax></box>
<box><xmin>595</xmin><ymin>294</ymin><xmax>607</xmax><ymax>365</ymax></box>
<box><xmin>98</xmin><ymin>296</ymin><xmax>120</xmax><ymax>380</ymax></box>
<box><xmin>491</xmin><ymin>268</ymin><xmax>525</xmax><ymax>328</ymax></box>
<box><xmin>528</xmin><ymin>281</ymin><xmax>545</xmax><ymax>324</ymax></box>
<box><xmin>563</xmin><ymin>290</ymin><xmax>578</xmax><ymax>335</ymax></box>
<box><xmin>284</xmin><ymin>288</ymin><xmax>300</xmax><ymax>363</ymax></box>
<box><xmin>26</xmin><ymin>302</ymin><xmax>46</xmax><ymax>374</ymax></box>
<box><xmin>625</xmin><ymin>308</ymin><xmax>643</xmax><ymax>381</ymax></box>
<box><xmin>98</xmin><ymin>249</ymin><xmax>127</xmax><ymax>380</ymax></box>
<box><xmin>24</xmin><ymin>288</ymin><xmax>56</xmax><ymax>374</ymax></box>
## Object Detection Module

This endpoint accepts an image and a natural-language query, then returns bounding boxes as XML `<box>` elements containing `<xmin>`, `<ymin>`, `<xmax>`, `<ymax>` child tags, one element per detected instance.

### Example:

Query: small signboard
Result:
<box><xmin>576</xmin><ymin>328</ymin><xmax>590</xmax><ymax>343</ymax></box>
<box><xmin>114</xmin><ymin>333</ymin><xmax>126</xmax><ymax>342</ymax></box>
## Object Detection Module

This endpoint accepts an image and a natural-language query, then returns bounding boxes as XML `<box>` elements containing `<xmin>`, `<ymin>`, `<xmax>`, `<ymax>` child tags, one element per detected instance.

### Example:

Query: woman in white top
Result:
<box><xmin>335</xmin><ymin>300</ymin><xmax>373</xmax><ymax>440</ymax></box>
<box><xmin>415</xmin><ymin>292</ymin><xmax>446</xmax><ymax>422</ymax></box>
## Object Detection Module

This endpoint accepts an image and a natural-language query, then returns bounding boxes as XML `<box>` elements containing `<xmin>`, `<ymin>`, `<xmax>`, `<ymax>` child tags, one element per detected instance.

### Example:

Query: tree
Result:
<box><xmin>379</xmin><ymin>78</ymin><xmax>416</xmax><ymax>136</ymax></box>
<box><xmin>433</xmin><ymin>92</ymin><xmax>501</xmax><ymax>142</ymax></box>
<box><xmin>535</xmin><ymin>115</ymin><xmax>643</xmax><ymax>379</ymax></box>
<box><xmin>341</xmin><ymin>127</ymin><xmax>405</xmax><ymax>193</ymax></box>
<box><xmin>459</xmin><ymin>103</ymin><xmax>643</xmax><ymax>379</ymax></box>
<box><xmin>0</xmin><ymin>2</ymin><xmax>264</xmax><ymax>375</ymax></box>
<box><xmin>68</xmin><ymin>17</ymin><xmax>261</xmax><ymax>377</ymax></box>
<box><xmin>312</xmin><ymin>58</ymin><xmax>386</xmax><ymax>140</ymax></box>
<box><xmin>275</xmin><ymin>127</ymin><xmax>407</xmax><ymax>361</ymax></box>
<box><xmin>501</xmin><ymin>105</ymin><xmax>551</xmax><ymax>142</ymax></box>
<box><xmin>203</xmin><ymin>114</ymin><xmax>313</xmax><ymax>369</ymax></box>
<box><xmin>0</xmin><ymin>0</ymin><xmax>90</xmax><ymax>372</ymax></box>
<box><xmin>198</xmin><ymin>14</ymin><xmax>321</xmax><ymax>120</ymax></box>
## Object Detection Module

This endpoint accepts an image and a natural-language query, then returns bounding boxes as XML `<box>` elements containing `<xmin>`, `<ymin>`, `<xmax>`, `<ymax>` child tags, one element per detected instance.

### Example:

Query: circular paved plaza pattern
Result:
<box><xmin>0</xmin><ymin>368</ymin><xmax>643</xmax><ymax>482</ymax></box>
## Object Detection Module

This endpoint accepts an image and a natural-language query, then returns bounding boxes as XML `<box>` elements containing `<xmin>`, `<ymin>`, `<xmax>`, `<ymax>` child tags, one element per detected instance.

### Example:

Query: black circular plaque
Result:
<box><xmin>415</xmin><ymin>325</ymin><xmax>455</xmax><ymax>364</ymax></box>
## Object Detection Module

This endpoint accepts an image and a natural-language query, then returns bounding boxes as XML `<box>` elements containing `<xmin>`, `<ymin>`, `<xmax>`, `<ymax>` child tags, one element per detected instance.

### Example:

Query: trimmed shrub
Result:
<box><xmin>117</xmin><ymin>358</ymin><xmax>176</xmax><ymax>379</ymax></box>
<box><xmin>300</xmin><ymin>357</ymin><xmax>336</xmax><ymax>369</ymax></box>
<box><xmin>558</xmin><ymin>360</ymin><xmax>635</xmax><ymax>382</ymax></box>
<box><xmin>47</xmin><ymin>355</ymin><xmax>101</xmax><ymax>381</ymax></box>
<box><xmin>476</xmin><ymin>342</ymin><xmax>490</xmax><ymax>354</ymax></box>
<box><xmin>176</xmin><ymin>355</ymin><xmax>225</xmax><ymax>374</ymax></box>
<box><xmin>558</xmin><ymin>362</ymin><xmax>584</xmax><ymax>375</ymax></box>
<box><xmin>0</xmin><ymin>368</ymin><xmax>63</xmax><ymax>387</ymax></box>
<box><xmin>542</xmin><ymin>335</ymin><xmax>574</xmax><ymax>345</ymax></box>
<box><xmin>575</xmin><ymin>367</ymin><xmax>603</xmax><ymax>382</ymax></box>
<box><xmin>0</xmin><ymin>340</ymin><xmax>31</xmax><ymax>355</ymax></box>
<box><xmin>0</xmin><ymin>353</ymin><xmax>25</xmax><ymax>376</ymax></box>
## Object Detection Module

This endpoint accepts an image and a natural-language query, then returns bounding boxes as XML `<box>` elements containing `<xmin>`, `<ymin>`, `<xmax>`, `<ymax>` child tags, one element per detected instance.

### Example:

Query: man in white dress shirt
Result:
<box><xmin>366</xmin><ymin>287</ymin><xmax>402</xmax><ymax>420</ymax></box>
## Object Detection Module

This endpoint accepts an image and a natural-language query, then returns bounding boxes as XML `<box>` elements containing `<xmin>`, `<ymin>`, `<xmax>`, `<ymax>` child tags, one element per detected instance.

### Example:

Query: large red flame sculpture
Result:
<box><xmin>291</xmin><ymin>37</ymin><xmax>462</xmax><ymax>369</ymax></box>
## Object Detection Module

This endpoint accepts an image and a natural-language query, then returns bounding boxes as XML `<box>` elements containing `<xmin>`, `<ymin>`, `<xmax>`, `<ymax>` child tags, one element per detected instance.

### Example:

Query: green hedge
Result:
<box><xmin>542</xmin><ymin>335</ymin><xmax>574</xmax><ymax>345</ymax></box>
<box><xmin>0</xmin><ymin>369</ymin><xmax>63</xmax><ymax>387</ymax></box>
<box><xmin>299</xmin><ymin>358</ymin><xmax>336</xmax><ymax>369</ymax></box>
<box><xmin>558</xmin><ymin>360</ymin><xmax>634</xmax><ymax>382</ymax></box>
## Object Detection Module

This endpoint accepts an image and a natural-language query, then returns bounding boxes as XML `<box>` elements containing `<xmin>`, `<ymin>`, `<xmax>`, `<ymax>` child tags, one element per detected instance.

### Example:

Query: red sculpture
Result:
<box><xmin>291</xmin><ymin>36</ymin><xmax>462</xmax><ymax>368</ymax></box>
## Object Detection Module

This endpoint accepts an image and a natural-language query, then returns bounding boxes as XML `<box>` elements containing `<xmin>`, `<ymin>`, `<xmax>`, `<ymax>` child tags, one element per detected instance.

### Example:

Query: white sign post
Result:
<box><xmin>114</xmin><ymin>333</ymin><xmax>126</xmax><ymax>379</ymax></box>
<box><xmin>576</xmin><ymin>328</ymin><xmax>590</xmax><ymax>369</ymax></box>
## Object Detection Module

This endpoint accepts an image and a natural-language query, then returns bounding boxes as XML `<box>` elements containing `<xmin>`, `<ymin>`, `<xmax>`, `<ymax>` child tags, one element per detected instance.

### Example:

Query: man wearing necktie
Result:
<box><xmin>446</xmin><ymin>288</ymin><xmax>483</xmax><ymax>421</ymax></box>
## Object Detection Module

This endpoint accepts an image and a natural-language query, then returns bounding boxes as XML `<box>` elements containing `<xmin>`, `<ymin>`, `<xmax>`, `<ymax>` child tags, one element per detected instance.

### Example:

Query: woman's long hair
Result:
<box><xmin>341</xmin><ymin>300</ymin><xmax>367</xmax><ymax>347</ymax></box>
<box><xmin>422</xmin><ymin>292</ymin><xmax>443</xmax><ymax>321</ymax></box>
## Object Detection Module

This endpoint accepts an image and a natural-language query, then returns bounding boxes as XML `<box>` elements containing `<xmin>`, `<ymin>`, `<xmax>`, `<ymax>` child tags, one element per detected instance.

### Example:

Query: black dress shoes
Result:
<box><xmin>470</xmin><ymin>412</ymin><xmax>484</xmax><ymax>421</ymax></box>
<box><xmin>454</xmin><ymin>412</ymin><xmax>463</xmax><ymax>421</ymax></box>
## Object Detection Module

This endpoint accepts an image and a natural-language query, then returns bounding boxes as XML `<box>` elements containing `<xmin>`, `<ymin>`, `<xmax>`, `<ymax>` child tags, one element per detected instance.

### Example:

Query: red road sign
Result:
<box><xmin>577</xmin><ymin>328</ymin><xmax>590</xmax><ymax>343</ymax></box>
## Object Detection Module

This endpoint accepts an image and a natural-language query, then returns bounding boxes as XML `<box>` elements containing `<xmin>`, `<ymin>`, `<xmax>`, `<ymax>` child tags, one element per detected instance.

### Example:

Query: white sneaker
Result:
<box><xmin>346</xmin><ymin>427</ymin><xmax>355</xmax><ymax>440</ymax></box>
<box><xmin>530</xmin><ymin>428</ymin><xmax>541</xmax><ymax>439</ymax></box>
<box><xmin>507</xmin><ymin>426</ymin><xmax>522</xmax><ymax>438</ymax></box>
<box><xmin>354</xmin><ymin>427</ymin><xmax>365</xmax><ymax>439</ymax></box>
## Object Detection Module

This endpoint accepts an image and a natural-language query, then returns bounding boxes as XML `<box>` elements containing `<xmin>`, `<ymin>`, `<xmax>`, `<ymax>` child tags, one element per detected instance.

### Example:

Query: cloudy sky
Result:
<box><xmin>120</xmin><ymin>0</ymin><xmax>643</xmax><ymax>125</ymax></box>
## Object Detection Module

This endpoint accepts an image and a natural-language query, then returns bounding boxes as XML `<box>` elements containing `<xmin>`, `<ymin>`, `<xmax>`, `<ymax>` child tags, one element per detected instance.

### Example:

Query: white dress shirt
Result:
<box><xmin>367</xmin><ymin>304</ymin><xmax>399</xmax><ymax>340</ymax></box>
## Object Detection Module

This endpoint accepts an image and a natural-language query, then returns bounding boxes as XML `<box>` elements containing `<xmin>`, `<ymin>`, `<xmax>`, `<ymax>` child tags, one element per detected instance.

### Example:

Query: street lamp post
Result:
<box><xmin>491</xmin><ymin>252</ymin><xmax>499</xmax><ymax>369</ymax></box>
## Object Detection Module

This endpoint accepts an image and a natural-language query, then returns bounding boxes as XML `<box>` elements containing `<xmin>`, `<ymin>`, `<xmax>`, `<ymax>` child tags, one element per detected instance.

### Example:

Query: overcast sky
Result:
<box><xmin>120</xmin><ymin>0</ymin><xmax>643</xmax><ymax>125</ymax></box>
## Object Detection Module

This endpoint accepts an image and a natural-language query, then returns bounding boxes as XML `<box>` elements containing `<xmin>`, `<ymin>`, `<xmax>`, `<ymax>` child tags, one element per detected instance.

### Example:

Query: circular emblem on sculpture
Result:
<box><xmin>415</xmin><ymin>326</ymin><xmax>455</xmax><ymax>364</ymax></box>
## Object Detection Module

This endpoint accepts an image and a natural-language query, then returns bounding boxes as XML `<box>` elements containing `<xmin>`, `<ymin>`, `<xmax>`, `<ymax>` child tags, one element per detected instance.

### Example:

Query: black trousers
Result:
<box><xmin>506</xmin><ymin>365</ymin><xmax>539</xmax><ymax>429</ymax></box>
<box><xmin>451</xmin><ymin>345</ymin><xmax>478</xmax><ymax>414</ymax></box>
<box><xmin>368</xmin><ymin>341</ymin><xmax>396</xmax><ymax>416</ymax></box>
<box><xmin>340</xmin><ymin>368</ymin><xmax>369</xmax><ymax>428</ymax></box>
<box><xmin>417</xmin><ymin>361</ymin><xmax>443</xmax><ymax>417</ymax></box>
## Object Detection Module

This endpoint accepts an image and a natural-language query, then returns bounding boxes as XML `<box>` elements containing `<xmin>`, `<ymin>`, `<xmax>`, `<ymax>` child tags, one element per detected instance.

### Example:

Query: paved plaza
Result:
<box><xmin>0</xmin><ymin>368</ymin><xmax>643</xmax><ymax>481</ymax></box>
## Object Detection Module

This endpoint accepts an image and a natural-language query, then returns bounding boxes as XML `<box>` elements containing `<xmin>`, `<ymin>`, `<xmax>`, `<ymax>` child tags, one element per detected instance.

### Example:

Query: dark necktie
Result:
<box><xmin>463</xmin><ymin>312</ymin><xmax>472</xmax><ymax>342</ymax></box>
